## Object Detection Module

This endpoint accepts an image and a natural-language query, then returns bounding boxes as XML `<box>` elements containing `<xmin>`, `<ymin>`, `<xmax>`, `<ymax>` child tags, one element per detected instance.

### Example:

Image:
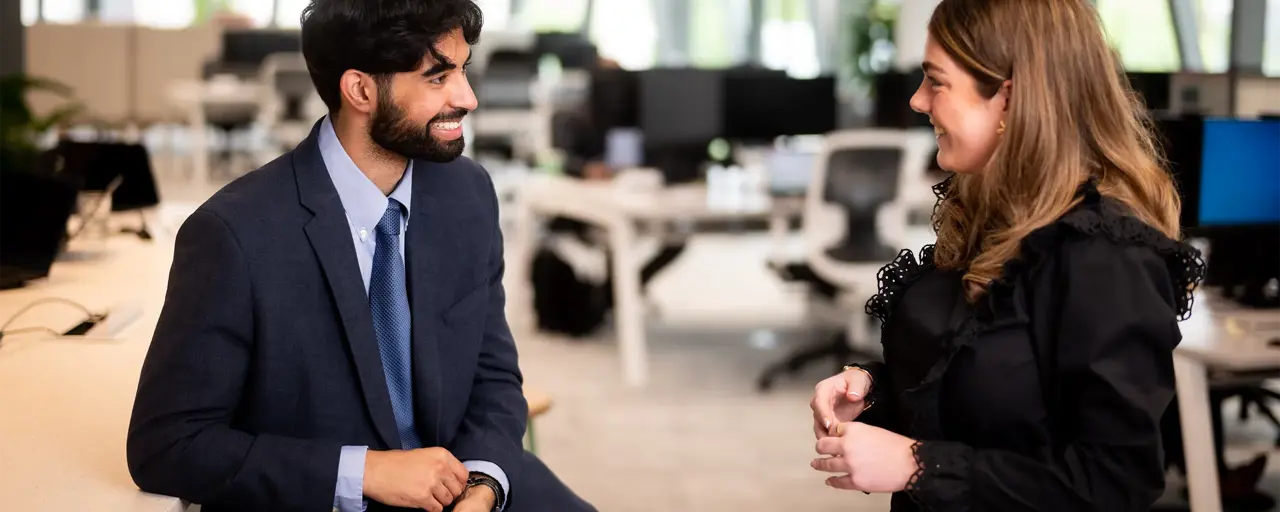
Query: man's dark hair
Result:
<box><xmin>300</xmin><ymin>0</ymin><xmax>483</xmax><ymax>113</ymax></box>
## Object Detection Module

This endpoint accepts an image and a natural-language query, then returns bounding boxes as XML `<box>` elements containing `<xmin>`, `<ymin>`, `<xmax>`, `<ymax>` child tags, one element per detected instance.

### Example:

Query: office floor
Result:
<box><xmin>141</xmin><ymin>163</ymin><xmax>1280</xmax><ymax>511</ymax></box>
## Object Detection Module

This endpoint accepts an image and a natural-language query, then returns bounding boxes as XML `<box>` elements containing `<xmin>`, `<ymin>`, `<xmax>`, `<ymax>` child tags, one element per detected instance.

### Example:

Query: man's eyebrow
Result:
<box><xmin>421</xmin><ymin>58</ymin><xmax>457</xmax><ymax>77</ymax></box>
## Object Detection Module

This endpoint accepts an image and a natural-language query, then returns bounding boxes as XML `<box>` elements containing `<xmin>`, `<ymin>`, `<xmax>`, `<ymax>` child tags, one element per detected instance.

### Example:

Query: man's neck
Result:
<box><xmin>332</xmin><ymin>116</ymin><xmax>408</xmax><ymax>196</ymax></box>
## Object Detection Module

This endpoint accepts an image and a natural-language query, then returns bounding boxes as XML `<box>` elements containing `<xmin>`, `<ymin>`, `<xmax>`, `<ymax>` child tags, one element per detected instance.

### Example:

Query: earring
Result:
<box><xmin>997</xmin><ymin>120</ymin><xmax>1006</xmax><ymax>135</ymax></box>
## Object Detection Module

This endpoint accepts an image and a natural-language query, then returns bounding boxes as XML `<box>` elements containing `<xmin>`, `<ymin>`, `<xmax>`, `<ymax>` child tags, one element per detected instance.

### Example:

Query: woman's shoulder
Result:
<box><xmin>1014</xmin><ymin>182</ymin><xmax>1206</xmax><ymax>320</ymax></box>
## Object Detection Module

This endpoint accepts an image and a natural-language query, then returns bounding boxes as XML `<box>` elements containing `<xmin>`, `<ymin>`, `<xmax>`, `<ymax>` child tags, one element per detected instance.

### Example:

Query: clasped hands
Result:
<box><xmin>808</xmin><ymin>368</ymin><xmax>918</xmax><ymax>493</ymax></box>
<box><xmin>364</xmin><ymin>448</ymin><xmax>495</xmax><ymax>512</ymax></box>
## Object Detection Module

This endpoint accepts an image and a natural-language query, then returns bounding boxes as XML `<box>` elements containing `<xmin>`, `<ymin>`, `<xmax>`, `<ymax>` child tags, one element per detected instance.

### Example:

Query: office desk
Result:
<box><xmin>1174</xmin><ymin>296</ymin><xmax>1280</xmax><ymax>512</ymax></box>
<box><xmin>511</xmin><ymin>176</ymin><xmax>787</xmax><ymax>387</ymax></box>
<box><xmin>0</xmin><ymin>237</ymin><xmax>185</xmax><ymax>512</ymax></box>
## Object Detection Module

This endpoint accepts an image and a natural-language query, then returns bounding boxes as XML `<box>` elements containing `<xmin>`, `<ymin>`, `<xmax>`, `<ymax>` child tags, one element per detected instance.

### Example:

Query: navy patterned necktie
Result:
<box><xmin>369</xmin><ymin>198</ymin><xmax>423</xmax><ymax>449</ymax></box>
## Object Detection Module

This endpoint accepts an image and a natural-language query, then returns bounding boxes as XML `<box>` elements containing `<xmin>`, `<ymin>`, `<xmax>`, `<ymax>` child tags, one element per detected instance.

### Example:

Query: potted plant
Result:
<box><xmin>0</xmin><ymin>73</ymin><xmax>83</xmax><ymax>174</ymax></box>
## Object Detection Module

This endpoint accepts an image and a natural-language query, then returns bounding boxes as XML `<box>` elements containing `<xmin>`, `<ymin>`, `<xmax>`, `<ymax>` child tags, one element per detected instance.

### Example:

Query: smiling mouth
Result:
<box><xmin>933</xmin><ymin>126</ymin><xmax>947</xmax><ymax>137</ymax></box>
<box><xmin>431</xmin><ymin>120</ymin><xmax>462</xmax><ymax>131</ymax></box>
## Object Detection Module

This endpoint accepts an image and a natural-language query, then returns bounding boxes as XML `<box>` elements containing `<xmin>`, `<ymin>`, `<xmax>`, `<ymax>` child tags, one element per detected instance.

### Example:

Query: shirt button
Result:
<box><xmin>359</xmin><ymin>228</ymin><xmax>368</xmax><ymax>242</ymax></box>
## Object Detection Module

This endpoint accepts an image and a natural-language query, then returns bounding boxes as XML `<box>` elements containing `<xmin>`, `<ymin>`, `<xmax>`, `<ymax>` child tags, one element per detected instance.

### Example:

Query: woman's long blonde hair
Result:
<box><xmin>927</xmin><ymin>0</ymin><xmax>1183</xmax><ymax>302</ymax></box>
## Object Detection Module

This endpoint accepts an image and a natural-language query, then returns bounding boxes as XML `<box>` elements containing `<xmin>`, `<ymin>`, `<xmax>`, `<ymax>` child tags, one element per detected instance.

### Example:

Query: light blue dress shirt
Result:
<box><xmin>319</xmin><ymin>117</ymin><xmax>509</xmax><ymax>512</ymax></box>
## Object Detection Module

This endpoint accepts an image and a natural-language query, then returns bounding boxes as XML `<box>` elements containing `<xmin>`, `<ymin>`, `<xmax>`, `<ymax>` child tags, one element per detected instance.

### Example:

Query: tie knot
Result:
<box><xmin>376</xmin><ymin>199</ymin><xmax>403</xmax><ymax>237</ymax></box>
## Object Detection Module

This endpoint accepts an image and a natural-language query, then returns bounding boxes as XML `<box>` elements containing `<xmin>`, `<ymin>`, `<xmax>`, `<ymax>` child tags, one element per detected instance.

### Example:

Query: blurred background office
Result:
<box><xmin>1</xmin><ymin>0</ymin><xmax>1278</xmax><ymax>511</ymax></box>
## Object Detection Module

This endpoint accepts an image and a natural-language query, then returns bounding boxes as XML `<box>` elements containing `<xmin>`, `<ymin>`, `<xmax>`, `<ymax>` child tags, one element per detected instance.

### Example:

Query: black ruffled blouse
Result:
<box><xmin>859</xmin><ymin>177</ymin><xmax>1206</xmax><ymax>511</ymax></box>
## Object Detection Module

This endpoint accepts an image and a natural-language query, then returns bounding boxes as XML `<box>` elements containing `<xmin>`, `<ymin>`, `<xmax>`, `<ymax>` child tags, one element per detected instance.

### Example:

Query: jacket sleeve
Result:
<box><xmin>448</xmin><ymin>169</ymin><xmax>529</xmax><ymax>489</ymax></box>
<box><xmin>905</xmin><ymin>237</ymin><xmax>1182</xmax><ymax>511</ymax></box>
<box><xmin>126</xmin><ymin>210</ymin><xmax>343</xmax><ymax>511</ymax></box>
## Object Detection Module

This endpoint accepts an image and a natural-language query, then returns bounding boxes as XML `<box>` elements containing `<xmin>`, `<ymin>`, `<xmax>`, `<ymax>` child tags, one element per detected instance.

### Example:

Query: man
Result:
<box><xmin>126</xmin><ymin>1</ymin><xmax>595</xmax><ymax>511</ymax></box>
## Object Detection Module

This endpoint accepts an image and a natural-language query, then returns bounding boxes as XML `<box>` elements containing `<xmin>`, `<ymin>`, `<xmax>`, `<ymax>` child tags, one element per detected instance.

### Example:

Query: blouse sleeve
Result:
<box><xmin>855</xmin><ymin>361</ymin><xmax>899</xmax><ymax>430</ymax></box>
<box><xmin>905</xmin><ymin>237</ymin><xmax>1186</xmax><ymax>512</ymax></box>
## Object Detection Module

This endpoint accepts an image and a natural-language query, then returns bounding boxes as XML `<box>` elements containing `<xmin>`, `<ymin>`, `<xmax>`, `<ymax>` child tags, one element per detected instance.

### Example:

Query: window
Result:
<box><xmin>228</xmin><ymin>0</ymin><xmax>275</xmax><ymax>27</ymax></box>
<box><xmin>275</xmin><ymin>0</ymin><xmax>310</xmax><ymax>28</ymax></box>
<box><xmin>760</xmin><ymin>0</ymin><xmax>820</xmax><ymax>77</ymax></box>
<box><xmin>589</xmin><ymin>0</ymin><xmax>658</xmax><ymax>69</ymax></box>
<box><xmin>39</xmin><ymin>0</ymin><xmax>86</xmax><ymax>23</ymax></box>
<box><xmin>1266</xmin><ymin>0</ymin><xmax>1280</xmax><ymax>76</ymax></box>
<box><xmin>689</xmin><ymin>0</ymin><xmax>733</xmax><ymax>67</ymax></box>
<box><xmin>21</xmin><ymin>0</ymin><xmax>38</xmax><ymax>25</ymax></box>
<box><xmin>476</xmin><ymin>0</ymin><xmax>513</xmax><ymax>31</ymax></box>
<box><xmin>1195</xmin><ymin>0</ymin><xmax>1233</xmax><ymax>73</ymax></box>
<box><xmin>133</xmin><ymin>0</ymin><xmax>197</xmax><ymax>28</ymax></box>
<box><xmin>515</xmin><ymin>0</ymin><xmax>589</xmax><ymax>32</ymax></box>
<box><xmin>1097</xmin><ymin>0</ymin><xmax>1181</xmax><ymax>71</ymax></box>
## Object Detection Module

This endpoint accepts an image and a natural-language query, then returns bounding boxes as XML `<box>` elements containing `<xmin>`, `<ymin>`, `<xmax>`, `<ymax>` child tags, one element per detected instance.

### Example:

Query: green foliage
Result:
<box><xmin>0</xmin><ymin>74</ymin><xmax>83</xmax><ymax>171</ymax></box>
<box><xmin>848</xmin><ymin>0</ymin><xmax>899</xmax><ymax>94</ymax></box>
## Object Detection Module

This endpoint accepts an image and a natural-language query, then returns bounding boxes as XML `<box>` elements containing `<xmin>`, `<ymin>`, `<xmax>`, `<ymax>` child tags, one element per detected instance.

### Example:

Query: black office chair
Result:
<box><xmin>758</xmin><ymin>130</ymin><xmax>935</xmax><ymax>391</ymax></box>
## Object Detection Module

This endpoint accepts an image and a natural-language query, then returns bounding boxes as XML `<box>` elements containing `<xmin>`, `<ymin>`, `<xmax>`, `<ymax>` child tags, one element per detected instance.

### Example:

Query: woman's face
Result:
<box><xmin>910</xmin><ymin>34</ymin><xmax>1008</xmax><ymax>174</ymax></box>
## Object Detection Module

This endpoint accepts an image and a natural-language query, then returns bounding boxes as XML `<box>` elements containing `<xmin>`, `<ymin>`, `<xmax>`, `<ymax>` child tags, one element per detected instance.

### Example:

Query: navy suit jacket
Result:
<box><xmin>127</xmin><ymin>123</ymin><xmax>528</xmax><ymax>511</ymax></box>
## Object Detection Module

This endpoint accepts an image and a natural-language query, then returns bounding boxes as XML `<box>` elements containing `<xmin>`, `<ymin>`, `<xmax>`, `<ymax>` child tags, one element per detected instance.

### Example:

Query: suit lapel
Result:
<box><xmin>294</xmin><ymin>123</ymin><xmax>400</xmax><ymax>449</ymax></box>
<box><xmin>407</xmin><ymin>159</ymin><xmax>448</xmax><ymax>447</ymax></box>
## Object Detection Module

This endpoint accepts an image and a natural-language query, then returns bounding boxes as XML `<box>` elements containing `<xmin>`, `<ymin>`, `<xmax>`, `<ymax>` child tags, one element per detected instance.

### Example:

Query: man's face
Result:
<box><xmin>369</xmin><ymin>28</ymin><xmax>478</xmax><ymax>163</ymax></box>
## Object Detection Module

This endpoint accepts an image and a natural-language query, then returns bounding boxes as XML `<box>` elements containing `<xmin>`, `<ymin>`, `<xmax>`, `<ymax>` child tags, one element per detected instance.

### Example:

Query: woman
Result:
<box><xmin>807</xmin><ymin>0</ymin><xmax>1205</xmax><ymax>510</ymax></box>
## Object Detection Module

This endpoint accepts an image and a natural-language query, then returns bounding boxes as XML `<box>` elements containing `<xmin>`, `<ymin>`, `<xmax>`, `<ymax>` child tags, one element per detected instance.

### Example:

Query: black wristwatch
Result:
<box><xmin>466</xmin><ymin>472</ymin><xmax>505</xmax><ymax>511</ymax></box>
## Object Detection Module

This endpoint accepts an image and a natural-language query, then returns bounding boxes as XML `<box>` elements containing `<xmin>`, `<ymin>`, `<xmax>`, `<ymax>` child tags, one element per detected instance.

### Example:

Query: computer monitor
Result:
<box><xmin>48</xmin><ymin>141</ymin><xmax>160</xmax><ymax>212</ymax></box>
<box><xmin>1153</xmin><ymin>116</ymin><xmax>1206</xmax><ymax>229</ymax></box>
<box><xmin>589</xmin><ymin>68</ymin><xmax>638</xmax><ymax>130</ymax></box>
<box><xmin>0</xmin><ymin>167</ymin><xmax>77</xmax><ymax>289</ymax></box>
<box><xmin>872</xmin><ymin>71</ymin><xmax>932</xmax><ymax>129</ymax></box>
<box><xmin>1126</xmin><ymin>72</ymin><xmax>1172</xmax><ymax>113</ymax></box>
<box><xmin>534</xmin><ymin>32</ymin><xmax>598</xmax><ymax>69</ymax></box>
<box><xmin>723</xmin><ymin>74</ymin><xmax>837</xmax><ymax>141</ymax></box>
<box><xmin>221</xmin><ymin>30</ymin><xmax>301</xmax><ymax>66</ymax></box>
<box><xmin>1161</xmin><ymin>117</ymin><xmax>1280</xmax><ymax>304</ymax></box>
<box><xmin>1197</xmin><ymin>118</ymin><xmax>1280</xmax><ymax>227</ymax></box>
<box><xmin>638</xmin><ymin>69</ymin><xmax>723</xmax><ymax>148</ymax></box>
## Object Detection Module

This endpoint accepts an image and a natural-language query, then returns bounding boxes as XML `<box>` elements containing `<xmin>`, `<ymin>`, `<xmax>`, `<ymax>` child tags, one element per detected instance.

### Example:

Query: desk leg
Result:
<box><xmin>609</xmin><ymin>222</ymin><xmax>647</xmax><ymax>387</ymax></box>
<box><xmin>508</xmin><ymin>200</ymin><xmax>538</xmax><ymax>331</ymax></box>
<box><xmin>1174</xmin><ymin>353</ymin><xmax>1222</xmax><ymax>512</ymax></box>
<box><xmin>188</xmin><ymin>105</ymin><xmax>209</xmax><ymax>184</ymax></box>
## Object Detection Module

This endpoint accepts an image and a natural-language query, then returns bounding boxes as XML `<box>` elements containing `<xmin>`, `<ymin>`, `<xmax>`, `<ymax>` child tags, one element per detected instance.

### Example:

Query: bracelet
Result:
<box><xmin>466</xmin><ymin>473</ymin><xmax>505</xmax><ymax>511</ymax></box>
<box><xmin>842</xmin><ymin>364</ymin><xmax>876</xmax><ymax>411</ymax></box>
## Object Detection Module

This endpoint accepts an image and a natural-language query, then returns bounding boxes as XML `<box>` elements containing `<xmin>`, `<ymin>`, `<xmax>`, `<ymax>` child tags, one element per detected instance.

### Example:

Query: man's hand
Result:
<box><xmin>451</xmin><ymin>483</ymin><xmax>497</xmax><ymax>512</ymax></box>
<box><xmin>810</xmin><ymin>367</ymin><xmax>873</xmax><ymax>439</ymax></box>
<box><xmin>363</xmin><ymin>447</ymin><xmax>469</xmax><ymax>512</ymax></box>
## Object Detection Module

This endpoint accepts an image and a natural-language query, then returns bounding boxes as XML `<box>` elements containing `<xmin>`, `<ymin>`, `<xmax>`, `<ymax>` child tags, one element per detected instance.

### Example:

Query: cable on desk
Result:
<box><xmin>0</xmin><ymin>297</ymin><xmax>99</xmax><ymax>333</ymax></box>
<box><xmin>0</xmin><ymin>326</ymin><xmax>64</xmax><ymax>347</ymax></box>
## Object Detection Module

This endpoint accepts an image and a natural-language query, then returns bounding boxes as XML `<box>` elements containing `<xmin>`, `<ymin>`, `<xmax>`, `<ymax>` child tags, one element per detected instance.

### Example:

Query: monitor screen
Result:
<box><xmin>723</xmin><ymin>74</ymin><xmax>837</xmax><ymax>140</ymax></box>
<box><xmin>1198</xmin><ymin>118</ymin><xmax>1280</xmax><ymax>226</ymax></box>
<box><xmin>638</xmin><ymin>69</ymin><xmax>723</xmax><ymax>147</ymax></box>
<box><xmin>0</xmin><ymin>167</ymin><xmax>77</xmax><ymax>287</ymax></box>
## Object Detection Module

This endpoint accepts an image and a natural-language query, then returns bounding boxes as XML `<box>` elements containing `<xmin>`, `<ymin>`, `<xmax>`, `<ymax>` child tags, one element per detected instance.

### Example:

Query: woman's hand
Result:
<box><xmin>810</xmin><ymin>368</ymin><xmax>874</xmax><ymax>439</ymax></box>
<box><xmin>812</xmin><ymin>422</ymin><xmax>918</xmax><ymax>493</ymax></box>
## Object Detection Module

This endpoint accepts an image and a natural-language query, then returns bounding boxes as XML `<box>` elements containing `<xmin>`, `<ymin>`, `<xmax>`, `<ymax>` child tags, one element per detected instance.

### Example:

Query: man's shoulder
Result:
<box><xmin>195</xmin><ymin>151</ymin><xmax>302</xmax><ymax>229</ymax></box>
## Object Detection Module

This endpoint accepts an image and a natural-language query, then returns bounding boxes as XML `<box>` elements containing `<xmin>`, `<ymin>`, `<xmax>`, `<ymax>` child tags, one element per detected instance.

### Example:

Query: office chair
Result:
<box><xmin>759</xmin><ymin>129</ymin><xmax>936</xmax><ymax>391</ymax></box>
<box><xmin>259</xmin><ymin>52</ymin><xmax>323</xmax><ymax>153</ymax></box>
<box><xmin>472</xmin><ymin>50</ymin><xmax>541</xmax><ymax>163</ymax></box>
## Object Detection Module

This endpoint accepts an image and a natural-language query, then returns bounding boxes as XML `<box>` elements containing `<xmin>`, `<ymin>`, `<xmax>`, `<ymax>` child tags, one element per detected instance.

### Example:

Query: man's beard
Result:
<box><xmin>369</xmin><ymin>90</ymin><xmax>468</xmax><ymax>163</ymax></box>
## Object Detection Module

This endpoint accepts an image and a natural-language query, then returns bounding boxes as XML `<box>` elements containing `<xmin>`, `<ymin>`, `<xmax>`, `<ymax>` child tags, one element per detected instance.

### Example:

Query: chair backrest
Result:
<box><xmin>260</xmin><ymin>52</ymin><xmax>318</xmax><ymax>123</ymax></box>
<box><xmin>478</xmin><ymin>50</ymin><xmax>539</xmax><ymax>109</ymax></box>
<box><xmin>804</xmin><ymin>129</ymin><xmax>935</xmax><ymax>267</ymax></box>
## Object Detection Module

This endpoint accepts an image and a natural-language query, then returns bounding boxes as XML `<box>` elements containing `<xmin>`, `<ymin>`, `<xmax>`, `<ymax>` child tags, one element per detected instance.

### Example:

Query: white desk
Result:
<box><xmin>512</xmin><ymin>176</ymin><xmax>785</xmax><ymax>387</ymax></box>
<box><xmin>1174</xmin><ymin>296</ymin><xmax>1280</xmax><ymax>512</ymax></box>
<box><xmin>0</xmin><ymin>237</ymin><xmax>186</xmax><ymax>512</ymax></box>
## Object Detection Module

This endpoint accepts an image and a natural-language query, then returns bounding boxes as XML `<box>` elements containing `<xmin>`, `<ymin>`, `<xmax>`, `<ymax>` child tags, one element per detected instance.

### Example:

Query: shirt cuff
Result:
<box><xmin>334</xmin><ymin>445</ymin><xmax>368</xmax><ymax>512</ymax></box>
<box><xmin>463</xmin><ymin>460</ymin><xmax>510</xmax><ymax>511</ymax></box>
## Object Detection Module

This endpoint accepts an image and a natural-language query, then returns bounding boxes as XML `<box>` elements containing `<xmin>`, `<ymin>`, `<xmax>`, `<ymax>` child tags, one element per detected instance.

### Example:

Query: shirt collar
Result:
<box><xmin>318</xmin><ymin>116</ymin><xmax>413</xmax><ymax>232</ymax></box>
